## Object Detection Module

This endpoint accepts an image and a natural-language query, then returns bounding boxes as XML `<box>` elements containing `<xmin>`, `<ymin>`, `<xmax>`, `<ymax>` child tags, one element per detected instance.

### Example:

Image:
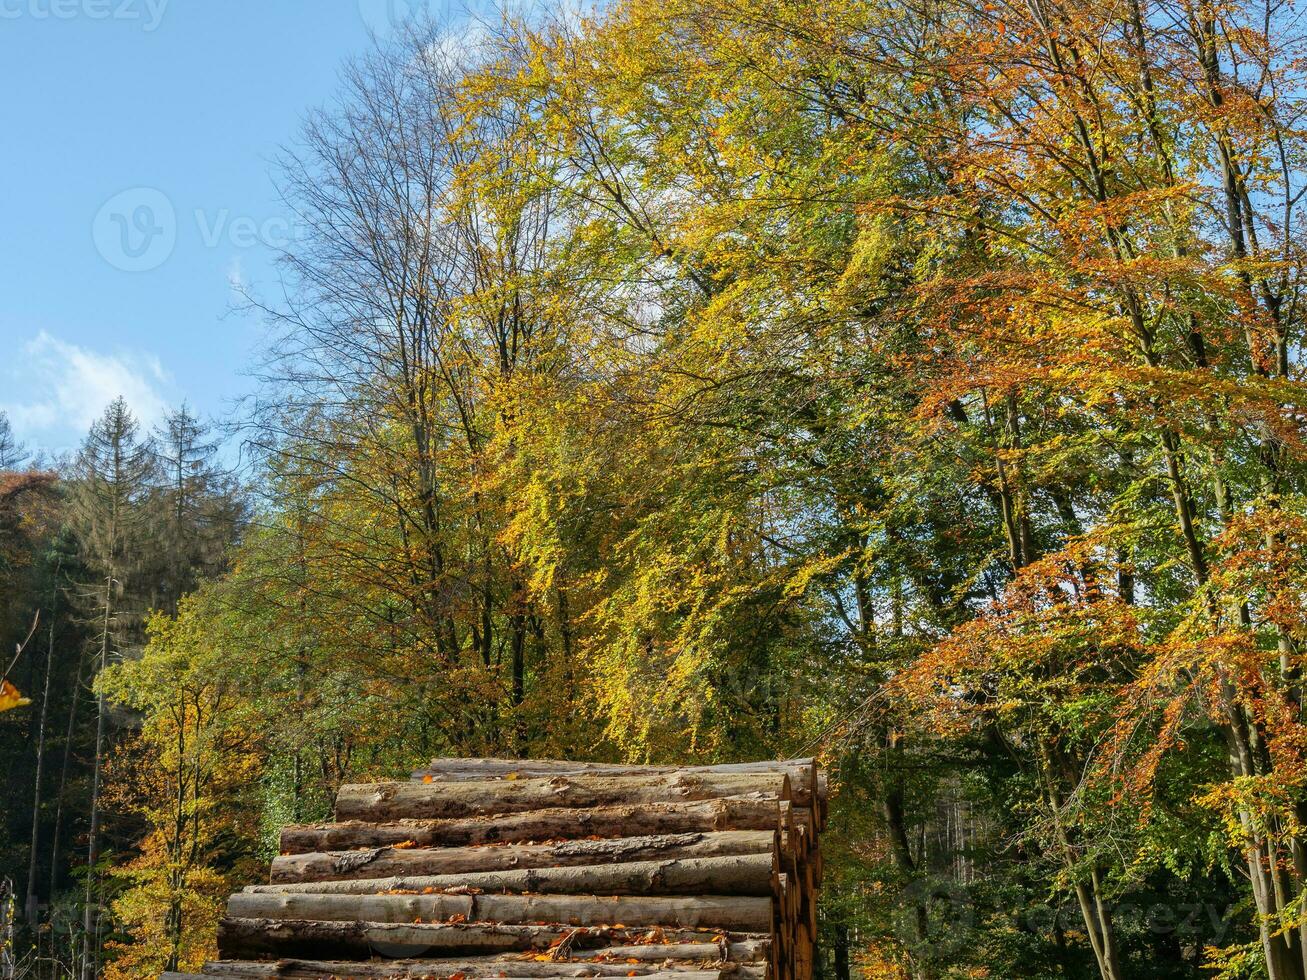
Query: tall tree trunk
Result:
<box><xmin>833</xmin><ymin>923</ymin><xmax>850</xmax><ymax>980</ymax></box>
<box><xmin>82</xmin><ymin>573</ymin><xmax>112</xmax><ymax>980</ymax></box>
<box><xmin>25</xmin><ymin>605</ymin><xmax>56</xmax><ymax>923</ymax></box>
<box><xmin>881</xmin><ymin>735</ymin><xmax>932</xmax><ymax>980</ymax></box>
<box><xmin>49</xmin><ymin>657</ymin><xmax>83</xmax><ymax>903</ymax></box>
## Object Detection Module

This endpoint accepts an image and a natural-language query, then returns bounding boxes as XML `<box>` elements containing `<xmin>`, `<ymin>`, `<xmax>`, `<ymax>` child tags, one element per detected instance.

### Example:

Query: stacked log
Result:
<box><xmin>170</xmin><ymin>758</ymin><xmax>827</xmax><ymax>980</ymax></box>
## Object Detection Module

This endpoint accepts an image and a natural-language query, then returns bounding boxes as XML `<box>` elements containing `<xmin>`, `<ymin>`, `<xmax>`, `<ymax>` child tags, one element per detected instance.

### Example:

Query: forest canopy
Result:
<box><xmin>5</xmin><ymin>0</ymin><xmax>1307</xmax><ymax>977</ymax></box>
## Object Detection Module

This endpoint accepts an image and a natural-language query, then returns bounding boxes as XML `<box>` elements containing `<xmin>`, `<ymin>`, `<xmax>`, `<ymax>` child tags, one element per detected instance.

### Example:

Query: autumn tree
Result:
<box><xmin>97</xmin><ymin>602</ymin><xmax>262</xmax><ymax>979</ymax></box>
<box><xmin>69</xmin><ymin>2</ymin><xmax>1307</xmax><ymax>978</ymax></box>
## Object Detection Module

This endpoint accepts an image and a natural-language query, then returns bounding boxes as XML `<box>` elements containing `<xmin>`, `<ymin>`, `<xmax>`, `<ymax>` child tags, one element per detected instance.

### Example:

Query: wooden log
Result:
<box><xmin>335</xmin><ymin>774</ymin><xmax>792</xmax><ymax>823</ymax></box>
<box><xmin>216</xmin><ymin>918</ymin><xmax>765</xmax><ymax>961</ymax></box>
<box><xmin>777</xmin><ymin>802</ymin><xmax>818</xmax><ymax>865</ymax></box>
<box><xmin>206</xmin><ymin>754</ymin><xmax>822</xmax><ymax>980</ymax></box>
<box><xmin>226</xmin><ymin>893</ymin><xmax>774</xmax><ymax>932</ymax></box>
<box><xmin>281</xmin><ymin>799</ymin><xmax>784</xmax><ymax>854</ymax></box>
<box><xmin>412</xmin><ymin>759</ymin><xmax>813</xmax><ymax>780</ymax></box>
<box><xmin>200</xmin><ymin>964</ymin><xmax>747</xmax><ymax>980</ymax></box>
<box><xmin>771</xmin><ymin>874</ymin><xmax>790</xmax><ymax>980</ymax></box>
<box><xmin>201</xmin><ymin>939</ymin><xmax>769</xmax><ymax>978</ymax></box>
<box><xmin>249</xmin><ymin>853</ymin><xmax>777</xmax><ymax>898</ymax></box>
<box><xmin>567</xmin><ymin>942</ymin><xmax>770</xmax><ymax>963</ymax></box>
<box><xmin>411</xmin><ymin>760</ymin><xmax>817</xmax><ymax>808</ymax></box>
<box><xmin>271</xmin><ymin>831</ymin><xmax>776</xmax><ymax>884</ymax></box>
<box><xmin>793</xmin><ymin>932</ymin><xmax>811</xmax><ymax>980</ymax></box>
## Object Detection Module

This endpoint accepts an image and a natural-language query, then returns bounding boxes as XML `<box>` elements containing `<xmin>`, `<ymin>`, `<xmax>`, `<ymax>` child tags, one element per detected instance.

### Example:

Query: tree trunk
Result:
<box><xmin>879</xmin><ymin>735</ymin><xmax>930</xmax><ymax>976</ymax></box>
<box><xmin>49</xmin><ymin>658</ymin><xmax>84</xmax><ymax>901</ymax></box>
<box><xmin>1039</xmin><ymin>748</ymin><xmax>1124</xmax><ymax>980</ymax></box>
<box><xmin>24</xmin><ymin>610</ymin><xmax>55</xmax><ymax>923</ymax></box>
<box><xmin>833</xmin><ymin>924</ymin><xmax>849</xmax><ymax>980</ymax></box>
<box><xmin>83</xmin><ymin>572</ymin><xmax>113</xmax><ymax>980</ymax></box>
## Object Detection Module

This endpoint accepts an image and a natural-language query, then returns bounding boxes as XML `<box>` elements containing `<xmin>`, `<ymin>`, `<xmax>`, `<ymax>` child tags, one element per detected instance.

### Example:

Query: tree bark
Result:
<box><xmin>335</xmin><ymin>773</ymin><xmax>792</xmax><ymax>822</ymax></box>
<box><xmin>282</xmin><ymin>799</ymin><xmax>787</xmax><ymax>854</ymax></box>
<box><xmin>226</xmin><ymin>893</ymin><xmax>773</xmax><ymax>932</ymax></box>
<box><xmin>410</xmin><ymin>761</ymin><xmax>820</xmax><ymax>810</ymax></box>
<box><xmin>217</xmin><ymin>918</ymin><xmax>767</xmax><ymax>961</ymax></box>
<box><xmin>200</xmin><ymin>938</ymin><xmax>768</xmax><ymax>976</ymax></box>
<box><xmin>250</xmin><ymin>853</ymin><xmax>775</xmax><ymax>897</ymax></box>
<box><xmin>188</xmin><ymin>965</ymin><xmax>750</xmax><ymax>980</ymax></box>
<box><xmin>271</xmin><ymin>831</ymin><xmax>776</xmax><ymax>884</ymax></box>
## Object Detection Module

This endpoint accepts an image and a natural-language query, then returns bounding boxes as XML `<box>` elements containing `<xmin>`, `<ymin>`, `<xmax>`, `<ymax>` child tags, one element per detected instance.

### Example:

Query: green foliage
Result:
<box><xmin>8</xmin><ymin>0</ymin><xmax>1307</xmax><ymax>977</ymax></box>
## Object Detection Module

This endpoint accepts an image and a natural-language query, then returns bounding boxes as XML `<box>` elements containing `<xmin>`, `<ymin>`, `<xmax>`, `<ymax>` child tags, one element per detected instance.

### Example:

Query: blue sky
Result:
<box><xmin>0</xmin><ymin>0</ymin><xmax>475</xmax><ymax>458</ymax></box>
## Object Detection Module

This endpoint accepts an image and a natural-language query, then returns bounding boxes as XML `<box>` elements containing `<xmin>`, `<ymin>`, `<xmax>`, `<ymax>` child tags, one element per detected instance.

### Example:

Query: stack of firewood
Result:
<box><xmin>167</xmin><ymin>758</ymin><xmax>828</xmax><ymax>980</ymax></box>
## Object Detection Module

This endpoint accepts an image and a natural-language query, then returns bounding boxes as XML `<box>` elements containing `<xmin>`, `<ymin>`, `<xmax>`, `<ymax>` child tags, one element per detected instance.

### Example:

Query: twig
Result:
<box><xmin>1</xmin><ymin>612</ymin><xmax>39</xmax><ymax>683</ymax></box>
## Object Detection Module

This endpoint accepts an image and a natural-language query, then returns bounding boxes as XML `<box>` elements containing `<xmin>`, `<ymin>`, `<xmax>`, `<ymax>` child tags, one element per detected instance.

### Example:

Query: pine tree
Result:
<box><xmin>68</xmin><ymin>398</ymin><xmax>155</xmax><ymax>980</ymax></box>
<box><xmin>150</xmin><ymin>406</ymin><xmax>242</xmax><ymax>615</ymax></box>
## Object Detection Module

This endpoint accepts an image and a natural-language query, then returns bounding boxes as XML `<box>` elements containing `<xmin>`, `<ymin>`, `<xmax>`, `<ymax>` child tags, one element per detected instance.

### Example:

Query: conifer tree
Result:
<box><xmin>69</xmin><ymin>398</ymin><xmax>155</xmax><ymax>980</ymax></box>
<box><xmin>150</xmin><ymin>406</ymin><xmax>242</xmax><ymax>615</ymax></box>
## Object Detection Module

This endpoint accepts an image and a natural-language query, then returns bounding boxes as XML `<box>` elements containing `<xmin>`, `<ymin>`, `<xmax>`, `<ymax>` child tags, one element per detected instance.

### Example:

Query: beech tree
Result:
<box><xmin>10</xmin><ymin>2</ymin><xmax>1301</xmax><ymax>979</ymax></box>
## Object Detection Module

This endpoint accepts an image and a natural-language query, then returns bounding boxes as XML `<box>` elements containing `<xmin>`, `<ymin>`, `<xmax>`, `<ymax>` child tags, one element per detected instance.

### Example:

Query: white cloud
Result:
<box><xmin>4</xmin><ymin>331</ymin><xmax>171</xmax><ymax>448</ymax></box>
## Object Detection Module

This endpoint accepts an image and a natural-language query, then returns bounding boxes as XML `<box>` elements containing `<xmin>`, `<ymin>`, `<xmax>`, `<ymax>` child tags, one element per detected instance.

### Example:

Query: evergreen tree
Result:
<box><xmin>150</xmin><ymin>406</ymin><xmax>243</xmax><ymax>615</ymax></box>
<box><xmin>68</xmin><ymin>398</ymin><xmax>155</xmax><ymax>980</ymax></box>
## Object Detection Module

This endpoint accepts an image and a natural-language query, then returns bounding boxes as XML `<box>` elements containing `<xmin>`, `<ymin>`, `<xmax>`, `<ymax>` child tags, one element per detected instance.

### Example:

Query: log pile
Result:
<box><xmin>166</xmin><ymin>758</ymin><xmax>828</xmax><ymax>980</ymax></box>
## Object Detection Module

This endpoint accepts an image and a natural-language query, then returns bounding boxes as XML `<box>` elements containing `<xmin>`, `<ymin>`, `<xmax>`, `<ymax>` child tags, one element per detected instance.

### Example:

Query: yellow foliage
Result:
<box><xmin>0</xmin><ymin>678</ymin><xmax>30</xmax><ymax>713</ymax></box>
